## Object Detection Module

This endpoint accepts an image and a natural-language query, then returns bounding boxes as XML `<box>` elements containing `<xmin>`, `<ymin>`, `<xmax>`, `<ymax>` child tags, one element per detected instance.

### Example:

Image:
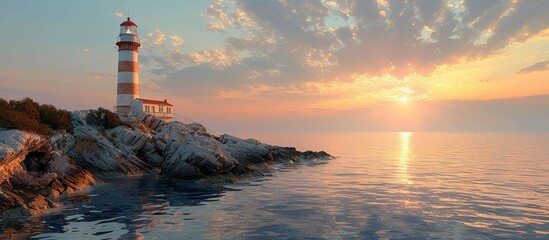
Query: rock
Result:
<box><xmin>138</xmin><ymin>141</ymin><xmax>164</xmax><ymax>166</ymax></box>
<box><xmin>154</xmin><ymin>120</ymin><xmax>210</xmax><ymax>141</ymax></box>
<box><xmin>140</xmin><ymin>114</ymin><xmax>165</xmax><ymax>131</ymax></box>
<box><xmin>47</xmin><ymin>151</ymin><xmax>75</xmax><ymax>176</ymax></box>
<box><xmin>300</xmin><ymin>150</ymin><xmax>332</xmax><ymax>160</ymax></box>
<box><xmin>0</xmin><ymin>188</ymin><xmax>25</xmax><ymax>212</ymax></box>
<box><xmin>161</xmin><ymin>135</ymin><xmax>237</xmax><ymax>179</ymax></box>
<box><xmin>0</xmin><ymin>110</ymin><xmax>333</xmax><ymax>216</ymax></box>
<box><xmin>25</xmin><ymin>195</ymin><xmax>58</xmax><ymax>215</ymax></box>
<box><xmin>268</xmin><ymin>146</ymin><xmax>302</xmax><ymax>162</ymax></box>
<box><xmin>219</xmin><ymin>134</ymin><xmax>274</xmax><ymax>164</ymax></box>
<box><xmin>70</xmin><ymin>110</ymin><xmax>90</xmax><ymax>127</ymax></box>
<box><xmin>0</xmin><ymin>130</ymin><xmax>46</xmax><ymax>182</ymax></box>
<box><xmin>48</xmin><ymin>132</ymin><xmax>75</xmax><ymax>153</ymax></box>
<box><xmin>0</xmin><ymin>130</ymin><xmax>97</xmax><ymax>217</ymax></box>
<box><xmin>68</xmin><ymin>125</ymin><xmax>153</xmax><ymax>176</ymax></box>
<box><xmin>0</xmin><ymin>193</ymin><xmax>59</xmax><ymax>218</ymax></box>
<box><xmin>1</xmin><ymin>218</ymin><xmax>25</xmax><ymax>230</ymax></box>
<box><xmin>106</xmin><ymin>126</ymin><xmax>151</xmax><ymax>153</ymax></box>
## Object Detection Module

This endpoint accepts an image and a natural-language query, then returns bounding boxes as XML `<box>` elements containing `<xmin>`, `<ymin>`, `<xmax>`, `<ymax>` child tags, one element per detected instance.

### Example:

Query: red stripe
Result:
<box><xmin>118</xmin><ymin>61</ymin><xmax>138</xmax><ymax>72</ymax></box>
<box><xmin>117</xmin><ymin>83</ymin><xmax>138</xmax><ymax>95</ymax></box>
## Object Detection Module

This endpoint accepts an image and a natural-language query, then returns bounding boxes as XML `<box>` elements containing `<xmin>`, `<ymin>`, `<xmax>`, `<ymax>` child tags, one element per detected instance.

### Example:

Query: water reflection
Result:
<box><xmin>2</xmin><ymin>133</ymin><xmax>548</xmax><ymax>239</ymax></box>
<box><xmin>4</xmin><ymin>177</ymin><xmax>229</xmax><ymax>240</ymax></box>
<box><xmin>397</xmin><ymin>132</ymin><xmax>413</xmax><ymax>185</ymax></box>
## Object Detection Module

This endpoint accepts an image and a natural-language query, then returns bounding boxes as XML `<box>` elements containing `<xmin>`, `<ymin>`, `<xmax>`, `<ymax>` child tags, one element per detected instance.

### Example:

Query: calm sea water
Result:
<box><xmin>2</xmin><ymin>132</ymin><xmax>549</xmax><ymax>239</ymax></box>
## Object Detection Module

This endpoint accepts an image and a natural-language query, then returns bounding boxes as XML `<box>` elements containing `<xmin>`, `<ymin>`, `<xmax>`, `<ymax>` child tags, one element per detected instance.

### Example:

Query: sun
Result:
<box><xmin>400</xmin><ymin>96</ymin><xmax>408</xmax><ymax>104</ymax></box>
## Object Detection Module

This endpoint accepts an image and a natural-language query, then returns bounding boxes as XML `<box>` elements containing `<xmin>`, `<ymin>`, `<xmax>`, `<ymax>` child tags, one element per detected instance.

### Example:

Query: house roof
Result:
<box><xmin>135</xmin><ymin>98</ymin><xmax>173</xmax><ymax>106</ymax></box>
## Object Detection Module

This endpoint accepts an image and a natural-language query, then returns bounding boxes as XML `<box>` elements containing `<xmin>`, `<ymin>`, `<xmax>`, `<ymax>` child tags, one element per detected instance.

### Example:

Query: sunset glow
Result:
<box><xmin>0</xmin><ymin>1</ymin><xmax>548</xmax><ymax>131</ymax></box>
<box><xmin>0</xmin><ymin>2</ymin><xmax>548</xmax><ymax>239</ymax></box>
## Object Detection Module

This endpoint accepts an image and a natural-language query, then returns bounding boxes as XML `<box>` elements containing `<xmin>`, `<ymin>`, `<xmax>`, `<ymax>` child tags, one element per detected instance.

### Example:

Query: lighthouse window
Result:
<box><xmin>121</xmin><ymin>26</ymin><xmax>137</xmax><ymax>35</ymax></box>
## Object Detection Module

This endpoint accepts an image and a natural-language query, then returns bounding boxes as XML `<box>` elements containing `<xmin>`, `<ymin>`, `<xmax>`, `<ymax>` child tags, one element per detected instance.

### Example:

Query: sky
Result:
<box><xmin>0</xmin><ymin>0</ymin><xmax>548</xmax><ymax>132</ymax></box>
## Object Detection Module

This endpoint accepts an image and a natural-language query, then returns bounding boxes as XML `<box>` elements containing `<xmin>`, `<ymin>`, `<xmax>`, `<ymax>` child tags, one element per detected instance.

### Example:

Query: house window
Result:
<box><xmin>144</xmin><ymin>105</ymin><xmax>150</xmax><ymax>112</ymax></box>
<box><xmin>167</xmin><ymin>107</ymin><xmax>171</xmax><ymax>114</ymax></box>
<box><xmin>151</xmin><ymin>106</ymin><xmax>155</xmax><ymax>113</ymax></box>
<box><xmin>159</xmin><ymin>106</ymin><xmax>164</xmax><ymax>113</ymax></box>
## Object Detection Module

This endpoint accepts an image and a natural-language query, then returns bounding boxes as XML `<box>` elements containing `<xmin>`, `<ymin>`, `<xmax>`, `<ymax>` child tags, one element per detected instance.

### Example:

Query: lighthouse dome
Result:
<box><xmin>120</xmin><ymin>17</ymin><xmax>137</xmax><ymax>27</ymax></box>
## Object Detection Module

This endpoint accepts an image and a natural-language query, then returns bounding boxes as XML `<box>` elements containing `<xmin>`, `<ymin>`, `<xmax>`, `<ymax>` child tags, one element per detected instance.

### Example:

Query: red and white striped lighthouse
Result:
<box><xmin>115</xmin><ymin>17</ymin><xmax>141</xmax><ymax>114</ymax></box>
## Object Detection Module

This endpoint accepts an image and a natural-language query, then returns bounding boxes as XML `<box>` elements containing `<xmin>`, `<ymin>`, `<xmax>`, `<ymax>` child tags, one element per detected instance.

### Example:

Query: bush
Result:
<box><xmin>0</xmin><ymin>97</ymin><xmax>74</xmax><ymax>136</ymax></box>
<box><xmin>10</xmin><ymin>97</ymin><xmax>40</xmax><ymax>121</ymax></box>
<box><xmin>39</xmin><ymin>104</ymin><xmax>73</xmax><ymax>133</ymax></box>
<box><xmin>86</xmin><ymin>107</ymin><xmax>125</xmax><ymax>129</ymax></box>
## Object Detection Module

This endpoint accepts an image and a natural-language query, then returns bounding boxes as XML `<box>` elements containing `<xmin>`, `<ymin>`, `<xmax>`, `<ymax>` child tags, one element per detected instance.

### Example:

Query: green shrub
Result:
<box><xmin>0</xmin><ymin>97</ymin><xmax>74</xmax><ymax>136</ymax></box>
<box><xmin>39</xmin><ymin>104</ymin><xmax>73</xmax><ymax>133</ymax></box>
<box><xmin>86</xmin><ymin>107</ymin><xmax>125</xmax><ymax>129</ymax></box>
<box><xmin>10</xmin><ymin>97</ymin><xmax>40</xmax><ymax>121</ymax></box>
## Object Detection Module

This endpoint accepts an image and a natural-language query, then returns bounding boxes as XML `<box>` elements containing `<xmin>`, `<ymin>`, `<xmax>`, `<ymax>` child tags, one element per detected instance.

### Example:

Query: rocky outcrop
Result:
<box><xmin>0</xmin><ymin>130</ymin><xmax>96</xmax><ymax>217</ymax></box>
<box><xmin>219</xmin><ymin>134</ymin><xmax>273</xmax><ymax>165</ymax></box>
<box><xmin>0</xmin><ymin>111</ymin><xmax>332</xmax><ymax>216</ymax></box>
<box><xmin>0</xmin><ymin>130</ymin><xmax>45</xmax><ymax>183</ymax></box>
<box><xmin>67</xmin><ymin>113</ymin><xmax>155</xmax><ymax>176</ymax></box>
<box><xmin>159</xmin><ymin>132</ymin><xmax>332</xmax><ymax>179</ymax></box>
<box><xmin>161</xmin><ymin>136</ymin><xmax>239</xmax><ymax>179</ymax></box>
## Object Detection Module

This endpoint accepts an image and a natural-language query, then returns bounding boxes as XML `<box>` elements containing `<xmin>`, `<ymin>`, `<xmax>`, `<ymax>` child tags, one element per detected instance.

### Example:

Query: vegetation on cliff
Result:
<box><xmin>0</xmin><ymin>98</ymin><xmax>131</xmax><ymax>136</ymax></box>
<box><xmin>0</xmin><ymin>98</ymin><xmax>72</xmax><ymax>136</ymax></box>
<box><xmin>85</xmin><ymin>107</ymin><xmax>128</xmax><ymax>129</ymax></box>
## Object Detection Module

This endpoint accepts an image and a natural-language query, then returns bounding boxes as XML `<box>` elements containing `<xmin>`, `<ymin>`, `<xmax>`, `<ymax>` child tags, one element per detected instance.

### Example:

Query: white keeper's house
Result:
<box><xmin>115</xmin><ymin>17</ymin><xmax>174</xmax><ymax>120</ymax></box>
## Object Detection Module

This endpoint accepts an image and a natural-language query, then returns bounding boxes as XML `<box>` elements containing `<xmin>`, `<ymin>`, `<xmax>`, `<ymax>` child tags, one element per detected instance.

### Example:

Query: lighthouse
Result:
<box><xmin>115</xmin><ymin>17</ymin><xmax>175</xmax><ymax>120</ymax></box>
<box><xmin>115</xmin><ymin>17</ymin><xmax>140</xmax><ymax>114</ymax></box>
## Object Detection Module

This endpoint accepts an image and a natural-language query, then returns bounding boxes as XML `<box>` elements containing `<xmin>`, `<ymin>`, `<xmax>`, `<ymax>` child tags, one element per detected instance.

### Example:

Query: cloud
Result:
<box><xmin>518</xmin><ymin>60</ymin><xmax>549</xmax><ymax>74</ymax></box>
<box><xmin>114</xmin><ymin>12</ymin><xmax>124</xmax><ymax>18</ymax></box>
<box><xmin>169</xmin><ymin>35</ymin><xmax>184</xmax><ymax>47</ymax></box>
<box><xmin>140</xmin><ymin>0</ymin><xmax>549</xmax><ymax>99</ymax></box>
<box><xmin>83</xmin><ymin>48</ymin><xmax>89</xmax><ymax>53</ymax></box>
<box><xmin>187</xmin><ymin>48</ymin><xmax>240</xmax><ymax>68</ymax></box>
<box><xmin>147</xmin><ymin>29</ymin><xmax>166</xmax><ymax>45</ymax></box>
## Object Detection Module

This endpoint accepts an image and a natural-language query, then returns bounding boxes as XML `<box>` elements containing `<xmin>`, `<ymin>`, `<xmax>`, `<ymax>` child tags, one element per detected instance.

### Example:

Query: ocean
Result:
<box><xmin>4</xmin><ymin>132</ymin><xmax>549</xmax><ymax>239</ymax></box>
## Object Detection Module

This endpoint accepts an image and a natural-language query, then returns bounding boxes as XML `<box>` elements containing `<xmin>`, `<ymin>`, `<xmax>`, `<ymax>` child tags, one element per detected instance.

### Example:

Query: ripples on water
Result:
<box><xmin>1</xmin><ymin>132</ymin><xmax>548</xmax><ymax>239</ymax></box>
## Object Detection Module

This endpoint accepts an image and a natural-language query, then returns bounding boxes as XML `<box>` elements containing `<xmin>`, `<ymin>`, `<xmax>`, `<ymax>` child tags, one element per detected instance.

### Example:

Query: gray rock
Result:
<box><xmin>68</xmin><ymin>125</ymin><xmax>153</xmax><ymax>176</ymax></box>
<box><xmin>106</xmin><ymin>126</ymin><xmax>152</xmax><ymax>153</ymax></box>
<box><xmin>219</xmin><ymin>134</ymin><xmax>274</xmax><ymax>164</ymax></box>
<box><xmin>161</xmin><ymin>135</ymin><xmax>237</xmax><ymax>179</ymax></box>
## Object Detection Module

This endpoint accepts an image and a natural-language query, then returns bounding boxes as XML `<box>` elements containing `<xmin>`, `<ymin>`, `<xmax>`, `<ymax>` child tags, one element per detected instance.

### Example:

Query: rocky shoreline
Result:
<box><xmin>0</xmin><ymin>111</ymin><xmax>332</xmax><ymax>217</ymax></box>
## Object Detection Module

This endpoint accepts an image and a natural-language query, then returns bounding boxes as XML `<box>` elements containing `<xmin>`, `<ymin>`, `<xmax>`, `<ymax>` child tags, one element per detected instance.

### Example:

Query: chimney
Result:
<box><xmin>164</xmin><ymin>99</ymin><xmax>167</xmax><ymax>103</ymax></box>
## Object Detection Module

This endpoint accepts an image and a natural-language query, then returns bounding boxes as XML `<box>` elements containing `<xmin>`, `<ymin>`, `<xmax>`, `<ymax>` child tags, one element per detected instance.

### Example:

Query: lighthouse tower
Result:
<box><xmin>115</xmin><ymin>17</ymin><xmax>141</xmax><ymax>114</ymax></box>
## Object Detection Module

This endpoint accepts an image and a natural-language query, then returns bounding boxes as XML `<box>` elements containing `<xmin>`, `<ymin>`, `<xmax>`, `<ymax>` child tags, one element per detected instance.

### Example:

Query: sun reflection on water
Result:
<box><xmin>397</xmin><ymin>132</ymin><xmax>413</xmax><ymax>185</ymax></box>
